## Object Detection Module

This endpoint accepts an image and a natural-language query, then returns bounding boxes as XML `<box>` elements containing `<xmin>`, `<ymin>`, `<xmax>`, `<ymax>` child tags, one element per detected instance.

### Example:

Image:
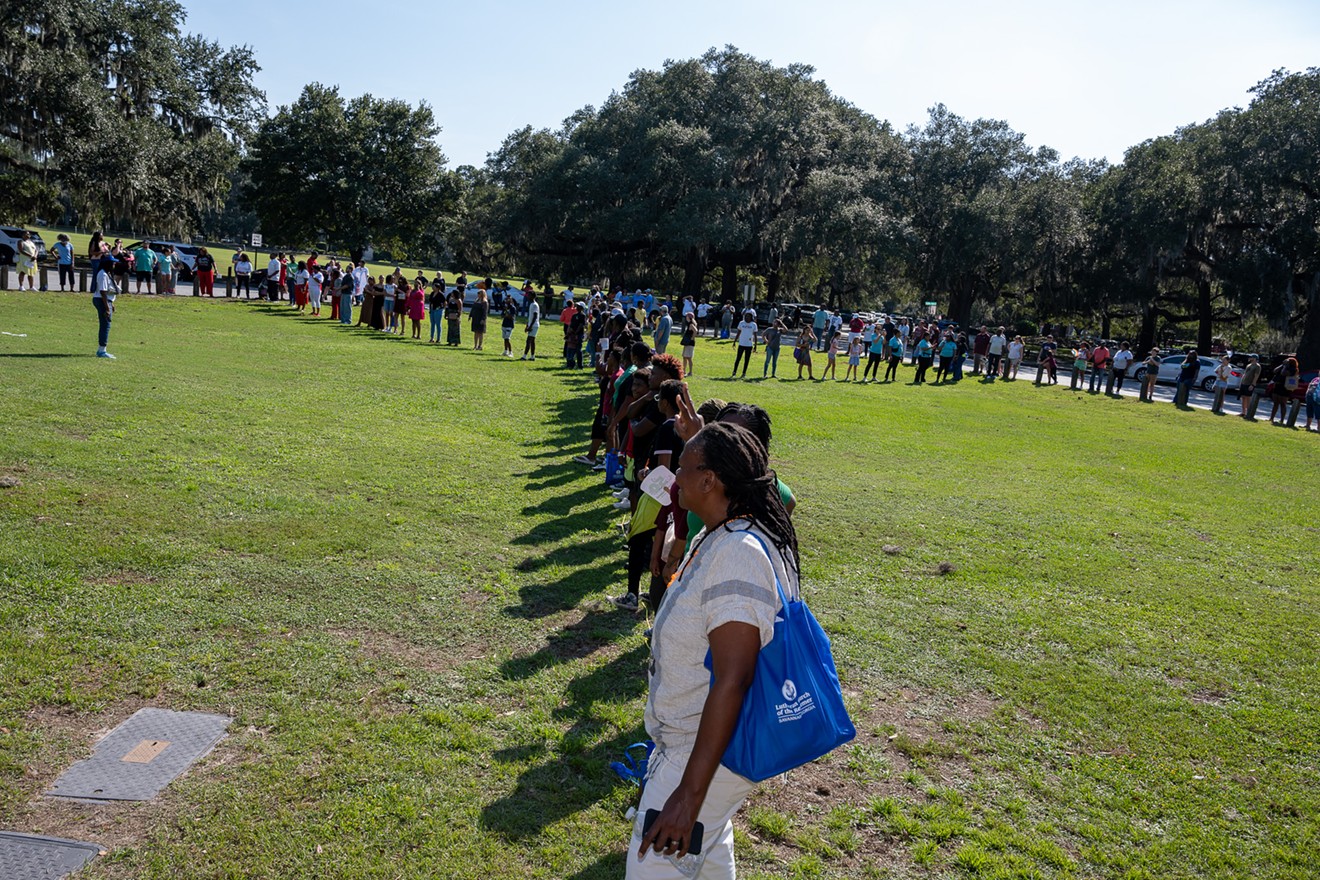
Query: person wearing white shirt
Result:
<box><xmin>1007</xmin><ymin>336</ymin><xmax>1025</xmax><ymax>380</ymax></box>
<box><xmin>732</xmin><ymin>310</ymin><xmax>759</xmax><ymax>378</ymax></box>
<box><xmin>351</xmin><ymin>262</ymin><xmax>369</xmax><ymax>305</ymax></box>
<box><xmin>265</xmin><ymin>256</ymin><xmax>282</xmax><ymax>301</ymax></box>
<box><xmin>92</xmin><ymin>253</ymin><xmax>122</xmax><ymax>358</ymax></box>
<box><xmin>522</xmin><ymin>298</ymin><xmax>541</xmax><ymax>360</ymax></box>
<box><xmin>1111</xmin><ymin>343</ymin><xmax>1134</xmax><ymax>393</ymax></box>
<box><xmin>987</xmin><ymin>328</ymin><xmax>1008</xmax><ymax>377</ymax></box>
<box><xmin>307</xmin><ymin>269</ymin><xmax>324</xmax><ymax>316</ymax></box>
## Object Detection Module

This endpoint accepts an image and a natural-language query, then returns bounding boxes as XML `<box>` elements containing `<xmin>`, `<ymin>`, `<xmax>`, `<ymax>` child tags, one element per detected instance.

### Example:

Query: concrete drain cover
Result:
<box><xmin>0</xmin><ymin>832</ymin><xmax>103</xmax><ymax>879</ymax></box>
<box><xmin>46</xmin><ymin>708</ymin><xmax>231</xmax><ymax>802</ymax></box>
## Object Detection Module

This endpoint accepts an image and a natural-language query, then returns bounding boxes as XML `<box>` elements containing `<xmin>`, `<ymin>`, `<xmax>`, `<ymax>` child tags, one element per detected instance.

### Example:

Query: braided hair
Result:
<box><xmin>716</xmin><ymin>402</ymin><xmax>772</xmax><ymax>451</ymax></box>
<box><xmin>691</xmin><ymin>422</ymin><xmax>799</xmax><ymax>580</ymax></box>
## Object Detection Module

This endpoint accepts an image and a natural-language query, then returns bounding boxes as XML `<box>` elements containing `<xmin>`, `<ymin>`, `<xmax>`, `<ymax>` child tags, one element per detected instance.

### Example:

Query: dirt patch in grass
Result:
<box><xmin>737</xmin><ymin>687</ymin><xmax>1004</xmax><ymax>869</ymax></box>
<box><xmin>329</xmin><ymin>626</ymin><xmax>491</xmax><ymax>675</ymax></box>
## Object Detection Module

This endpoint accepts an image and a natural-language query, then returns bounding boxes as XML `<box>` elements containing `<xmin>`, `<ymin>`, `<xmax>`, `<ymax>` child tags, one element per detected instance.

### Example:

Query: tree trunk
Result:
<box><xmin>1196</xmin><ymin>277</ymin><xmax>1213</xmax><ymax>352</ymax></box>
<box><xmin>766</xmin><ymin>270</ymin><xmax>780</xmax><ymax>303</ymax></box>
<box><xmin>1101</xmin><ymin>312</ymin><xmax>1112</xmax><ymax>339</ymax></box>
<box><xmin>1296</xmin><ymin>271</ymin><xmax>1320</xmax><ymax>370</ymax></box>
<box><xmin>680</xmin><ymin>247</ymin><xmax>705</xmax><ymax>296</ymax></box>
<box><xmin>1137</xmin><ymin>302</ymin><xmax>1158</xmax><ymax>355</ymax></box>
<box><xmin>720</xmin><ymin>253</ymin><xmax>739</xmax><ymax>303</ymax></box>
<box><xmin>946</xmin><ymin>279</ymin><xmax>975</xmax><ymax>327</ymax></box>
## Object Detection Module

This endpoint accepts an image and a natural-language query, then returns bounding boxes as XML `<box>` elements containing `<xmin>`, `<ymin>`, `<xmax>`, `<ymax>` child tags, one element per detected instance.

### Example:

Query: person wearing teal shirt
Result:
<box><xmin>885</xmin><ymin>333</ymin><xmax>904</xmax><ymax>381</ymax></box>
<box><xmin>914</xmin><ymin>338</ymin><xmax>934</xmax><ymax>384</ymax></box>
<box><xmin>936</xmin><ymin>335</ymin><xmax>958</xmax><ymax>383</ymax></box>
<box><xmin>155</xmin><ymin>250</ymin><xmax>175</xmax><ymax>295</ymax></box>
<box><xmin>132</xmin><ymin>244</ymin><xmax>157</xmax><ymax>293</ymax></box>
<box><xmin>863</xmin><ymin>331</ymin><xmax>887</xmax><ymax>382</ymax></box>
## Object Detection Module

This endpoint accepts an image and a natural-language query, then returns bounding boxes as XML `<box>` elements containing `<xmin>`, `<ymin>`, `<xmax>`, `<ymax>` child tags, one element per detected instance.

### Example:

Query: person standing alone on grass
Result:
<box><xmin>91</xmin><ymin>252</ymin><xmax>120</xmax><ymax>358</ymax></box>
<box><xmin>732</xmin><ymin>310</ymin><xmax>758</xmax><ymax>378</ymax></box>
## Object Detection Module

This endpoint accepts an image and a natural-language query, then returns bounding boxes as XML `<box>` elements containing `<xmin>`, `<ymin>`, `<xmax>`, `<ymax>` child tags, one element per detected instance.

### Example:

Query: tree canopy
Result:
<box><xmin>244</xmin><ymin>84</ymin><xmax>454</xmax><ymax>259</ymax></box>
<box><xmin>0</xmin><ymin>0</ymin><xmax>264</xmax><ymax>231</ymax></box>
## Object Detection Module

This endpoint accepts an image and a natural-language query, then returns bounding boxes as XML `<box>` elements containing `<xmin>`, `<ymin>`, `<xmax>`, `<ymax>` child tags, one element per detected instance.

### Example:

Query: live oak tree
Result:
<box><xmin>488</xmin><ymin>47</ymin><xmax>904</xmax><ymax>302</ymax></box>
<box><xmin>0</xmin><ymin>0</ymin><xmax>263</xmax><ymax>230</ymax></box>
<box><xmin>245</xmin><ymin>84</ymin><xmax>454</xmax><ymax>258</ymax></box>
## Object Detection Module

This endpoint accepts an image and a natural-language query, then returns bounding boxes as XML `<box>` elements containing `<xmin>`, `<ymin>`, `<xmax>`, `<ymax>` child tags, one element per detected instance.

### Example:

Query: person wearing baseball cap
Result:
<box><xmin>92</xmin><ymin>252</ymin><xmax>121</xmax><ymax>358</ymax></box>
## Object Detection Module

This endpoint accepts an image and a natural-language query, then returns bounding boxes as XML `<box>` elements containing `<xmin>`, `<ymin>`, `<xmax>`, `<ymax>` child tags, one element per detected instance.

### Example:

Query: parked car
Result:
<box><xmin>0</xmin><ymin>227</ymin><xmax>48</xmax><ymax>265</ymax></box>
<box><xmin>1127</xmin><ymin>354</ymin><xmax>1242</xmax><ymax>392</ymax></box>
<box><xmin>124</xmin><ymin>240</ymin><xmax>201</xmax><ymax>280</ymax></box>
<box><xmin>457</xmin><ymin>284</ymin><xmax>527</xmax><ymax>311</ymax></box>
<box><xmin>1264</xmin><ymin>364</ymin><xmax>1318</xmax><ymax>402</ymax></box>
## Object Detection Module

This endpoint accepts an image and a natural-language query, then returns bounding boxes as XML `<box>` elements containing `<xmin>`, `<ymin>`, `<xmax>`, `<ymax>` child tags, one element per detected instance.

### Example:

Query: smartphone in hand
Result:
<box><xmin>642</xmin><ymin>809</ymin><xmax>704</xmax><ymax>855</ymax></box>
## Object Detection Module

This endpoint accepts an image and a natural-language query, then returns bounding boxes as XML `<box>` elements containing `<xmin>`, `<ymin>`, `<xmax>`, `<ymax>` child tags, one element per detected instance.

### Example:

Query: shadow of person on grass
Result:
<box><xmin>498</xmin><ymin>609</ymin><xmax>638</xmax><ymax>681</ymax></box>
<box><xmin>0</xmin><ymin>352</ymin><xmax>90</xmax><ymax>358</ymax></box>
<box><xmin>503</xmin><ymin>557</ymin><xmax>619</xmax><ymax>619</ymax></box>
<box><xmin>481</xmin><ymin>643</ymin><xmax>649</xmax><ymax>841</ymax></box>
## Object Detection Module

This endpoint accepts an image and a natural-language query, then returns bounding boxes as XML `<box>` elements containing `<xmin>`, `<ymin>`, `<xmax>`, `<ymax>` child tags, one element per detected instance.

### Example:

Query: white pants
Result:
<box><xmin>625</xmin><ymin>747</ymin><xmax>755</xmax><ymax>879</ymax></box>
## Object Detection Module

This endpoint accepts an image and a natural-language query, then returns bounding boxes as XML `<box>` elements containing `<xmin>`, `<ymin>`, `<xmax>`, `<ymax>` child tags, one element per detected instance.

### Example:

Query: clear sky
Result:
<box><xmin>185</xmin><ymin>0</ymin><xmax>1319</xmax><ymax>169</ymax></box>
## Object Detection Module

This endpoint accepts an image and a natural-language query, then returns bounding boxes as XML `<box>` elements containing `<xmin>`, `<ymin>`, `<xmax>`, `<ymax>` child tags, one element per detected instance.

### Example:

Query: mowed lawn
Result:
<box><xmin>0</xmin><ymin>291</ymin><xmax>1317</xmax><ymax>880</ymax></box>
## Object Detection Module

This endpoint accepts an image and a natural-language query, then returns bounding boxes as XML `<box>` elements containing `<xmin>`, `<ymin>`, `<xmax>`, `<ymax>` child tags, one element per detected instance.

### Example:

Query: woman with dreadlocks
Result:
<box><xmin>630</xmin><ymin>421</ymin><xmax>800</xmax><ymax>879</ymax></box>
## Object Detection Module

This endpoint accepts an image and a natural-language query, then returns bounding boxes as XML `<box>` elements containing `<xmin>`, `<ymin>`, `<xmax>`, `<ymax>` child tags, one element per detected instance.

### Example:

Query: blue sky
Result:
<box><xmin>185</xmin><ymin>0</ymin><xmax>1319</xmax><ymax>168</ymax></box>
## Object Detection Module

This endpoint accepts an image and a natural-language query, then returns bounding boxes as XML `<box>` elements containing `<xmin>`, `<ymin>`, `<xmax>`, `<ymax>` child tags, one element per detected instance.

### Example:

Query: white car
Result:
<box><xmin>1129</xmin><ymin>354</ymin><xmax>1242</xmax><ymax>393</ymax></box>
<box><xmin>0</xmin><ymin>227</ymin><xmax>48</xmax><ymax>265</ymax></box>
<box><xmin>125</xmin><ymin>240</ymin><xmax>200</xmax><ymax>279</ymax></box>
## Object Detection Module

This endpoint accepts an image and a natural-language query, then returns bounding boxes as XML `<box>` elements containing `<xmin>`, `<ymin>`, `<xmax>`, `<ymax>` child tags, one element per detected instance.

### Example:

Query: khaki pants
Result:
<box><xmin>626</xmin><ymin>747</ymin><xmax>755</xmax><ymax>879</ymax></box>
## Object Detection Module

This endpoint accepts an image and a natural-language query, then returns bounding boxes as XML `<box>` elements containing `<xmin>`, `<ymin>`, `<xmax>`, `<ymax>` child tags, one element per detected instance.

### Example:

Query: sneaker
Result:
<box><xmin>612</xmin><ymin>498</ymin><xmax>632</xmax><ymax>511</ymax></box>
<box><xmin>612</xmin><ymin>488</ymin><xmax>630</xmax><ymax>499</ymax></box>
<box><xmin>591</xmin><ymin>463</ymin><xmax>607</xmax><ymax>471</ymax></box>
<box><xmin>520</xmin><ymin>355</ymin><xmax>528</xmax><ymax>360</ymax></box>
<box><xmin>529</xmin><ymin>356</ymin><xmax>536</xmax><ymax>360</ymax></box>
<box><xmin>96</xmin><ymin>351</ymin><xmax>116</xmax><ymax>359</ymax></box>
<box><xmin>611</xmin><ymin>593</ymin><xmax>639</xmax><ymax>611</ymax></box>
<box><xmin>572</xmin><ymin>455</ymin><xmax>597</xmax><ymax>466</ymax></box>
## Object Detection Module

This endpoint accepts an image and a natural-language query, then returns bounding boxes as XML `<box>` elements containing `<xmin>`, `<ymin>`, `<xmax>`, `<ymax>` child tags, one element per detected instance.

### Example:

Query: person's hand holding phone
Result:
<box><xmin>639</xmin><ymin>802</ymin><xmax>704</xmax><ymax>860</ymax></box>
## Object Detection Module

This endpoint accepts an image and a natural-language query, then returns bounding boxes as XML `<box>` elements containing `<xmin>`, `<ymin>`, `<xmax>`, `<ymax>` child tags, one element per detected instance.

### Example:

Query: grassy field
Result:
<box><xmin>1</xmin><ymin>290</ymin><xmax>1317</xmax><ymax>880</ymax></box>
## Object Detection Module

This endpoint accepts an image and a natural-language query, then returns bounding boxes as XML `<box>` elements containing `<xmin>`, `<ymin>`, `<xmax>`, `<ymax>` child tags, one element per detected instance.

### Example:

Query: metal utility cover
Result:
<box><xmin>45</xmin><ymin>708</ymin><xmax>231</xmax><ymax>802</ymax></box>
<box><xmin>0</xmin><ymin>831</ymin><xmax>102</xmax><ymax>879</ymax></box>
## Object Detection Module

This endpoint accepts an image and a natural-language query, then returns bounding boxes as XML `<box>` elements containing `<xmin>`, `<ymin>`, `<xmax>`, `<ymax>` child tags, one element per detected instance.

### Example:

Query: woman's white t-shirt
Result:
<box><xmin>645</xmin><ymin>521</ymin><xmax>795</xmax><ymax>753</ymax></box>
<box><xmin>736</xmin><ymin>321</ymin><xmax>758</xmax><ymax>346</ymax></box>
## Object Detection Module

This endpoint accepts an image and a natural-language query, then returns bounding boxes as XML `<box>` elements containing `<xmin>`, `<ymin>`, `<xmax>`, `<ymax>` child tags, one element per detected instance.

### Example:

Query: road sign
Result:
<box><xmin>250</xmin><ymin>233</ymin><xmax>263</xmax><ymax>248</ymax></box>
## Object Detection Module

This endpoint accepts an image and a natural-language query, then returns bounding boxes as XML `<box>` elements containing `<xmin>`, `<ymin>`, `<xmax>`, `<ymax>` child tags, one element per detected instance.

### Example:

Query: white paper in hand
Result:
<box><xmin>641</xmin><ymin>465</ymin><xmax>676</xmax><ymax>503</ymax></box>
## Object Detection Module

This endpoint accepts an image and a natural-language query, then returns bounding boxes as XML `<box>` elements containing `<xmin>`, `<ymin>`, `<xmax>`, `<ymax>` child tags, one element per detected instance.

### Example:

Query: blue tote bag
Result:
<box><xmin>706</xmin><ymin>532</ymin><xmax>855</xmax><ymax>782</ymax></box>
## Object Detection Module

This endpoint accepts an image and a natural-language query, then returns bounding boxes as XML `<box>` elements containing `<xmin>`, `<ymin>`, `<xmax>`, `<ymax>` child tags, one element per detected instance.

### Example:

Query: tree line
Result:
<box><xmin>2</xmin><ymin>5</ymin><xmax>1315</xmax><ymax>364</ymax></box>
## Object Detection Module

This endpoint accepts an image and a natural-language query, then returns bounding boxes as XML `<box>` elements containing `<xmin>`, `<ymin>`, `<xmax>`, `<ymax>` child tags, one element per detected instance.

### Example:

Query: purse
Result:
<box><xmin>705</xmin><ymin>531</ymin><xmax>856</xmax><ymax>782</ymax></box>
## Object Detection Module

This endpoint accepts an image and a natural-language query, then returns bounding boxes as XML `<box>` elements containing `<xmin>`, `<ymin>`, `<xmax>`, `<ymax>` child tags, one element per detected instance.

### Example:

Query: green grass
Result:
<box><xmin>1</xmin><ymin>291</ymin><xmax>1318</xmax><ymax>879</ymax></box>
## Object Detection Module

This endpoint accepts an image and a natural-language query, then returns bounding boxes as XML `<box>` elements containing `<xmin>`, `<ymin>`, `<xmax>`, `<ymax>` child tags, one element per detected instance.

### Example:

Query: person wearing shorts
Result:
<box><xmin>131</xmin><ymin>243</ymin><xmax>156</xmax><ymax>293</ymax></box>
<box><xmin>501</xmin><ymin>300</ymin><xmax>516</xmax><ymax>356</ymax></box>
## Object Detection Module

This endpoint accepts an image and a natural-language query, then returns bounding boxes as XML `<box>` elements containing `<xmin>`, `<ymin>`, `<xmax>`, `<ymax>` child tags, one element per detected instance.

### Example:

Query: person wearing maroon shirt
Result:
<box><xmin>972</xmin><ymin>326</ymin><xmax>991</xmax><ymax>375</ymax></box>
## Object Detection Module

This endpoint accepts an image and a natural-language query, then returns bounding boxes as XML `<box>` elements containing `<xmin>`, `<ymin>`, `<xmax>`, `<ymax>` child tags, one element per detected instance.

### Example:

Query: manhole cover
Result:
<box><xmin>46</xmin><ymin>708</ymin><xmax>231</xmax><ymax>802</ymax></box>
<box><xmin>0</xmin><ymin>832</ymin><xmax>102</xmax><ymax>879</ymax></box>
